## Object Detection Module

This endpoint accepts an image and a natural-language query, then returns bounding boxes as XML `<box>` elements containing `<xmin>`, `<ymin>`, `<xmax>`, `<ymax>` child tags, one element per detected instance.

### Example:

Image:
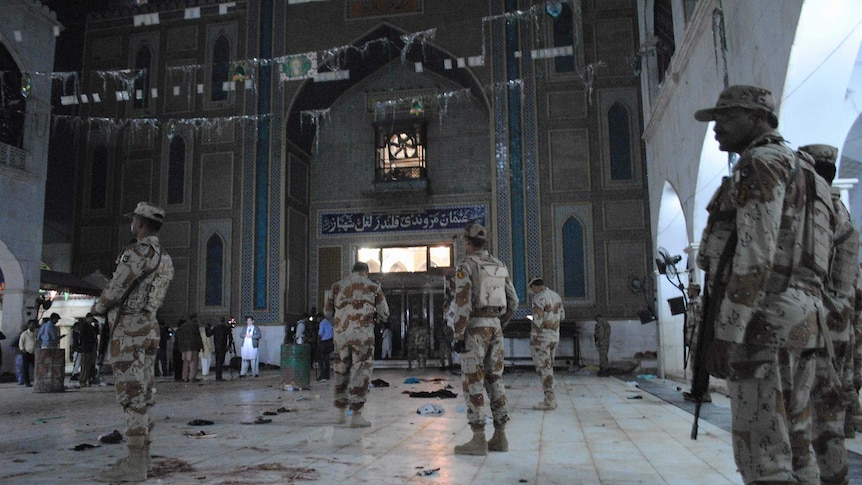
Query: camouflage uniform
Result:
<box><xmin>696</xmin><ymin>124</ymin><xmax>830</xmax><ymax>482</ymax></box>
<box><xmin>94</xmin><ymin>232</ymin><xmax>173</xmax><ymax>441</ymax></box>
<box><xmin>324</xmin><ymin>271</ymin><xmax>389</xmax><ymax>412</ymax></box>
<box><xmin>438</xmin><ymin>324</ymin><xmax>455</xmax><ymax>369</ymax></box>
<box><xmin>529</xmin><ymin>283</ymin><xmax>564</xmax><ymax>404</ymax></box>
<box><xmin>450</xmin><ymin>249</ymin><xmax>518</xmax><ymax>429</ymax></box>
<box><xmin>799</xmin><ymin>144</ymin><xmax>858</xmax><ymax>484</ymax></box>
<box><xmin>852</xmin><ymin>275</ymin><xmax>862</xmax><ymax>428</ymax></box>
<box><xmin>594</xmin><ymin>316</ymin><xmax>610</xmax><ymax>373</ymax></box>
<box><xmin>407</xmin><ymin>320</ymin><xmax>430</xmax><ymax>369</ymax></box>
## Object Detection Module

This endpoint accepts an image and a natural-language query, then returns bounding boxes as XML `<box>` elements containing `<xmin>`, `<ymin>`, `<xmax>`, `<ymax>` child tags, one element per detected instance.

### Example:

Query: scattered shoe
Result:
<box><xmin>254</xmin><ymin>375</ymin><xmax>260</xmax><ymax>378</ymax></box>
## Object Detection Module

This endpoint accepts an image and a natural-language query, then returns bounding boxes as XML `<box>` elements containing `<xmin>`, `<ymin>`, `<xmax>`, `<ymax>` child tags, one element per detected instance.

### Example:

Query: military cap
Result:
<box><xmin>463</xmin><ymin>223</ymin><xmax>487</xmax><ymax>241</ymax></box>
<box><xmin>798</xmin><ymin>144</ymin><xmax>838</xmax><ymax>164</ymax></box>
<box><xmin>125</xmin><ymin>201</ymin><xmax>166</xmax><ymax>223</ymax></box>
<box><xmin>694</xmin><ymin>85</ymin><xmax>777</xmax><ymax>122</ymax></box>
<box><xmin>528</xmin><ymin>276</ymin><xmax>544</xmax><ymax>287</ymax></box>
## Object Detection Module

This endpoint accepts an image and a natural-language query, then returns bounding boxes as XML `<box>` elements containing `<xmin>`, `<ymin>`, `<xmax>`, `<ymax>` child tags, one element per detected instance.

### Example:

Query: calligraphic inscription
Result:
<box><xmin>346</xmin><ymin>0</ymin><xmax>423</xmax><ymax>19</ymax></box>
<box><xmin>320</xmin><ymin>205</ymin><xmax>486</xmax><ymax>235</ymax></box>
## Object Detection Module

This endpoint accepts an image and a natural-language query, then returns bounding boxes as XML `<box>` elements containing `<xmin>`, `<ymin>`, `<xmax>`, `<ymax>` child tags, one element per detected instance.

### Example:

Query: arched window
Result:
<box><xmin>552</xmin><ymin>2</ymin><xmax>575</xmax><ymax>73</ymax></box>
<box><xmin>0</xmin><ymin>43</ymin><xmax>25</xmax><ymax>148</ymax></box>
<box><xmin>90</xmin><ymin>144</ymin><xmax>108</xmax><ymax>209</ymax></box>
<box><xmin>205</xmin><ymin>234</ymin><xmax>224</xmax><ymax>306</ymax></box>
<box><xmin>654</xmin><ymin>0</ymin><xmax>675</xmax><ymax>83</ymax></box>
<box><xmin>133</xmin><ymin>45</ymin><xmax>152</xmax><ymax>109</ymax></box>
<box><xmin>562</xmin><ymin>216</ymin><xmax>586</xmax><ymax>297</ymax></box>
<box><xmin>608</xmin><ymin>102</ymin><xmax>633</xmax><ymax>180</ymax></box>
<box><xmin>211</xmin><ymin>35</ymin><xmax>230</xmax><ymax>101</ymax></box>
<box><xmin>167</xmin><ymin>136</ymin><xmax>185</xmax><ymax>204</ymax></box>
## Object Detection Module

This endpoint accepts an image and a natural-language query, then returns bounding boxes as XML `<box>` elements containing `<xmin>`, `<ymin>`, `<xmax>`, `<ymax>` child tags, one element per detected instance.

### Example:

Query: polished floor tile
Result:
<box><xmin>4</xmin><ymin>366</ymin><xmax>855</xmax><ymax>484</ymax></box>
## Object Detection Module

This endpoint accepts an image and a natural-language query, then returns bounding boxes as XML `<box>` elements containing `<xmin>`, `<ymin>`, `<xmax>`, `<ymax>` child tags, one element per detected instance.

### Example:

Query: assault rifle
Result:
<box><xmin>690</xmin><ymin>229</ymin><xmax>736</xmax><ymax>440</ymax></box>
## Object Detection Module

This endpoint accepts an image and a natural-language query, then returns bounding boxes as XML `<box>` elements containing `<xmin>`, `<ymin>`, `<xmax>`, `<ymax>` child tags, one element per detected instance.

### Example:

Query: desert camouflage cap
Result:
<box><xmin>125</xmin><ymin>201</ymin><xmax>166</xmax><ymax>223</ymax></box>
<box><xmin>694</xmin><ymin>85</ymin><xmax>777</xmax><ymax>122</ymax></box>
<box><xmin>464</xmin><ymin>223</ymin><xmax>487</xmax><ymax>240</ymax></box>
<box><xmin>798</xmin><ymin>144</ymin><xmax>838</xmax><ymax>164</ymax></box>
<box><xmin>528</xmin><ymin>276</ymin><xmax>543</xmax><ymax>287</ymax></box>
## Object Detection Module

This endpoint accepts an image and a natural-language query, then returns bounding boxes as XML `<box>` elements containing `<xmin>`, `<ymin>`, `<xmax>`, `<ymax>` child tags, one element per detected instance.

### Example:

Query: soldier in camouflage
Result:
<box><xmin>594</xmin><ymin>315</ymin><xmax>610</xmax><ymax>376</ymax></box>
<box><xmin>801</xmin><ymin>144</ymin><xmax>857</xmax><ymax>483</ymax></box>
<box><xmin>324</xmin><ymin>261</ymin><xmax>389</xmax><ymax>428</ymax></box>
<box><xmin>527</xmin><ymin>277</ymin><xmax>565</xmax><ymax>410</ymax></box>
<box><xmin>448</xmin><ymin>223</ymin><xmax>518</xmax><ymax>456</ymax></box>
<box><xmin>695</xmin><ymin>86</ymin><xmax>832</xmax><ymax>484</ymax></box>
<box><xmin>407</xmin><ymin>318</ymin><xmax>430</xmax><ymax>370</ymax></box>
<box><xmin>852</xmin><ymin>272</ymin><xmax>862</xmax><ymax>432</ymax></box>
<box><xmin>92</xmin><ymin>201</ymin><xmax>174</xmax><ymax>483</ymax></box>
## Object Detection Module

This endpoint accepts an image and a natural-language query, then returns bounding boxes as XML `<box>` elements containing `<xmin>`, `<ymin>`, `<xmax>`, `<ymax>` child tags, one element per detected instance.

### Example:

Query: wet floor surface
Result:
<box><xmin>2</xmin><ymin>366</ymin><xmax>859</xmax><ymax>484</ymax></box>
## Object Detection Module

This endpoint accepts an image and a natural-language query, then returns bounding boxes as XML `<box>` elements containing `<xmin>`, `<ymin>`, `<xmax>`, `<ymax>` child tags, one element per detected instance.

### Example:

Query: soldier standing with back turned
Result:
<box><xmin>528</xmin><ymin>277</ymin><xmax>565</xmax><ymax>410</ymax></box>
<box><xmin>799</xmin><ymin>143</ymin><xmax>857</xmax><ymax>484</ymax></box>
<box><xmin>324</xmin><ymin>261</ymin><xmax>389</xmax><ymax>428</ymax></box>
<box><xmin>92</xmin><ymin>202</ymin><xmax>174</xmax><ymax>482</ymax></box>
<box><xmin>694</xmin><ymin>86</ymin><xmax>832</xmax><ymax>483</ymax></box>
<box><xmin>449</xmin><ymin>223</ymin><xmax>518</xmax><ymax>456</ymax></box>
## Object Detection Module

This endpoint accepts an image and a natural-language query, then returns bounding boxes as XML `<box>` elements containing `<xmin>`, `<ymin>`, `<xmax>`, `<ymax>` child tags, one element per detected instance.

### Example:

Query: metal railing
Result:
<box><xmin>0</xmin><ymin>142</ymin><xmax>27</xmax><ymax>171</ymax></box>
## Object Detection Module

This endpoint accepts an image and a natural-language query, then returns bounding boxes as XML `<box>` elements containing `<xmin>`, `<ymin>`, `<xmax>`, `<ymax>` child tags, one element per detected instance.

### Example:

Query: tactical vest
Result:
<box><xmin>145</xmin><ymin>250</ymin><xmax>174</xmax><ymax>313</ymax></box>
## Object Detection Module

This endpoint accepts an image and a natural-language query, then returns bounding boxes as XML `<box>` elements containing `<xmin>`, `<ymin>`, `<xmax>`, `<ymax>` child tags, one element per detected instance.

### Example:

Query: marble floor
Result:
<box><xmin>1</xmin><ymin>365</ymin><xmax>859</xmax><ymax>484</ymax></box>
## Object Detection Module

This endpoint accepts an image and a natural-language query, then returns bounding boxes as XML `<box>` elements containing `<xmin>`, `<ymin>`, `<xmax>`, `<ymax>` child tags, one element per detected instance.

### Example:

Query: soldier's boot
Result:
<box><xmin>350</xmin><ymin>410</ymin><xmax>371</xmax><ymax>428</ymax></box>
<box><xmin>454</xmin><ymin>425</ymin><xmax>487</xmax><ymax>455</ymax></box>
<box><xmin>533</xmin><ymin>391</ymin><xmax>557</xmax><ymax>410</ymax></box>
<box><xmin>487</xmin><ymin>422</ymin><xmax>508</xmax><ymax>452</ymax></box>
<box><xmin>96</xmin><ymin>436</ymin><xmax>148</xmax><ymax>482</ymax></box>
<box><xmin>336</xmin><ymin>408</ymin><xmax>347</xmax><ymax>425</ymax></box>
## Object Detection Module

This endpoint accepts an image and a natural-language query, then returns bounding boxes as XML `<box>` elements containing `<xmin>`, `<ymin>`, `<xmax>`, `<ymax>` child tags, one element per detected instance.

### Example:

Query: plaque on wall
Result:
<box><xmin>320</xmin><ymin>204</ymin><xmax>486</xmax><ymax>235</ymax></box>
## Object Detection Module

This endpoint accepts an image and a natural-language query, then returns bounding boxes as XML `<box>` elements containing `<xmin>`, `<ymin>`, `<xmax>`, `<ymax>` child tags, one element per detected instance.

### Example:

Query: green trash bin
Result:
<box><xmin>281</xmin><ymin>343</ymin><xmax>311</xmax><ymax>389</ymax></box>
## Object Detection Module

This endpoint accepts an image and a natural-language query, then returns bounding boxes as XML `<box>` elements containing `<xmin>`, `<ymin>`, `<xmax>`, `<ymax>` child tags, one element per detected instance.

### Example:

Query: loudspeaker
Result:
<box><xmin>667</xmin><ymin>296</ymin><xmax>686</xmax><ymax>315</ymax></box>
<box><xmin>638</xmin><ymin>310</ymin><xmax>655</xmax><ymax>324</ymax></box>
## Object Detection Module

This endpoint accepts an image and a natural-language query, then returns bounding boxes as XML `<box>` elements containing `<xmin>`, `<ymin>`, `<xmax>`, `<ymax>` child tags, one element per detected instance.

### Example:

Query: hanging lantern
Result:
<box><xmin>165</xmin><ymin>120</ymin><xmax>177</xmax><ymax>140</ymax></box>
<box><xmin>20</xmin><ymin>73</ymin><xmax>32</xmax><ymax>98</ymax></box>
<box><xmin>409</xmin><ymin>98</ymin><xmax>424</xmax><ymax>116</ymax></box>
<box><xmin>232</xmin><ymin>62</ymin><xmax>250</xmax><ymax>82</ymax></box>
<box><xmin>546</xmin><ymin>1</ymin><xmax>563</xmax><ymax>18</ymax></box>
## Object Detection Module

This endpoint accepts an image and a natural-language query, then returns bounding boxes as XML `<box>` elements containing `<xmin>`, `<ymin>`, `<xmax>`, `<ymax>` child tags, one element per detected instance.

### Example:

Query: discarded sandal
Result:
<box><xmin>183</xmin><ymin>430</ymin><xmax>217</xmax><ymax>439</ymax></box>
<box><xmin>188</xmin><ymin>419</ymin><xmax>214</xmax><ymax>426</ymax></box>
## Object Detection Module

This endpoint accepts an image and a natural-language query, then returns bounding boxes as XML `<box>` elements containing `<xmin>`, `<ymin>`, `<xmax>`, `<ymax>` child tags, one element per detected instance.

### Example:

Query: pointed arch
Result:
<box><xmin>211</xmin><ymin>34</ymin><xmax>230</xmax><ymax>102</ymax></box>
<box><xmin>90</xmin><ymin>144</ymin><xmax>108</xmax><ymax>209</ymax></box>
<box><xmin>205</xmin><ymin>233</ymin><xmax>224</xmax><ymax>306</ymax></box>
<box><xmin>608</xmin><ymin>102</ymin><xmax>633</xmax><ymax>180</ymax></box>
<box><xmin>167</xmin><ymin>135</ymin><xmax>186</xmax><ymax>205</ymax></box>
<box><xmin>562</xmin><ymin>216</ymin><xmax>586</xmax><ymax>298</ymax></box>
<box><xmin>133</xmin><ymin>45</ymin><xmax>152</xmax><ymax>109</ymax></box>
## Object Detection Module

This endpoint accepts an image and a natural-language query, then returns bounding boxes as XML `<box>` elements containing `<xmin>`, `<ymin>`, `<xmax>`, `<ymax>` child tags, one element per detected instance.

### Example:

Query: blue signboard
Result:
<box><xmin>320</xmin><ymin>205</ymin><xmax>487</xmax><ymax>235</ymax></box>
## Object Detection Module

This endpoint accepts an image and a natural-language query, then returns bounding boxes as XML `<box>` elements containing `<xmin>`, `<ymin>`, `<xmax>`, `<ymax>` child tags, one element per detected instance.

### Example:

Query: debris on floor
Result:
<box><xmin>71</xmin><ymin>443</ymin><xmax>99</xmax><ymax>451</ymax></box>
<box><xmin>417</xmin><ymin>403</ymin><xmax>445</xmax><ymax>415</ymax></box>
<box><xmin>188</xmin><ymin>419</ymin><xmax>214</xmax><ymax>426</ymax></box>
<box><xmin>371</xmin><ymin>378</ymin><xmax>390</xmax><ymax>387</ymax></box>
<box><xmin>416</xmin><ymin>467</ymin><xmax>440</xmax><ymax>476</ymax></box>
<box><xmin>404</xmin><ymin>377</ymin><xmax>421</xmax><ymax>384</ymax></box>
<box><xmin>183</xmin><ymin>430</ymin><xmax>217</xmax><ymax>439</ymax></box>
<box><xmin>98</xmin><ymin>429</ymin><xmax>123</xmax><ymax>444</ymax></box>
<box><xmin>407</xmin><ymin>389</ymin><xmax>458</xmax><ymax>399</ymax></box>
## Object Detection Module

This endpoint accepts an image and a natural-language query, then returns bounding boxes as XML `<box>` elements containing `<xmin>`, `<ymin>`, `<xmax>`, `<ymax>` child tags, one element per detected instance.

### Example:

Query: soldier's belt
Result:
<box><xmin>472</xmin><ymin>309</ymin><xmax>502</xmax><ymax>318</ymax></box>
